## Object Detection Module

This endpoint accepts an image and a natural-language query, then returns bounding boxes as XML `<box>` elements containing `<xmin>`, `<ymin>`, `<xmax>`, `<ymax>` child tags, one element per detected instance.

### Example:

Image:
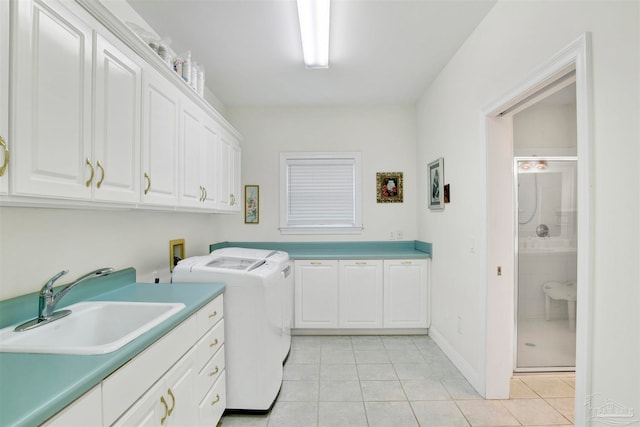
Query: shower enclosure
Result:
<box><xmin>514</xmin><ymin>157</ymin><xmax>577</xmax><ymax>371</ymax></box>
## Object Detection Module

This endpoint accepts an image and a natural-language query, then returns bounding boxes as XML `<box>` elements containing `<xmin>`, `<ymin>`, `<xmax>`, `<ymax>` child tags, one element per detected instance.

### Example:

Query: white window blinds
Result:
<box><xmin>280</xmin><ymin>152</ymin><xmax>362</xmax><ymax>234</ymax></box>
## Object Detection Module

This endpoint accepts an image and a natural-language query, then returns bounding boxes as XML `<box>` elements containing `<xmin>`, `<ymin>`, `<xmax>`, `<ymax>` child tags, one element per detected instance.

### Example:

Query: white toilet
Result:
<box><xmin>542</xmin><ymin>281</ymin><xmax>577</xmax><ymax>331</ymax></box>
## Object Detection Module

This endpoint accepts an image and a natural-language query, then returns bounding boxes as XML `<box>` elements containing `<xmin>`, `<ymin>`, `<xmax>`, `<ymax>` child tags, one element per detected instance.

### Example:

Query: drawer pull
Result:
<box><xmin>167</xmin><ymin>388</ymin><xmax>175</xmax><ymax>415</ymax></box>
<box><xmin>208</xmin><ymin>311</ymin><xmax>218</xmax><ymax>319</ymax></box>
<box><xmin>401</xmin><ymin>261</ymin><xmax>412</xmax><ymax>265</ymax></box>
<box><xmin>96</xmin><ymin>160</ymin><xmax>105</xmax><ymax>188</ymax></box>
<box><xmin>310</xmin><ymin>261</ymin><xmax>322</xmax><ymax>265</ymax></box>
<box><xmin>209</xmin><ymin>366</ymin><xmax>220</xmax><ymax>376</ymax></box>
<box><xmin>160</xmin><ymin>396</ymin><xmax>169</xmax><ymax>424</ymax></box>
<box><xmin>209</xmin><ymin>338</ymin><xmax>219</xmax><ymax>348</ymax></box>
<box><xmin>211</xmin><ymin>394</ymin><xmax>221</xmax><ymax>405</ymax></box>
<box><xmin>355</xmin><ymin>262</ymin><xmax>367</xmax><ymax>265</ymax></box>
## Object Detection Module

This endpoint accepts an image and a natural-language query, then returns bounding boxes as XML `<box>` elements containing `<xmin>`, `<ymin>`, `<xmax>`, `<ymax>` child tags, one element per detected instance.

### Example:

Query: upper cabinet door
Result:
<box><xmin>93</xmin><ymin>33</ymin><xmax>142</xmax><ymax>203</ymax></box>
<box><xmin>0</xmin><ymin>0</ymin><xmax>9</xmax><ymax>195</ymax></box>
<box><xmin>179</xmin><ymin>98</ymin><xmax>204</xmax><ymax>208</ymax></box>
<box><xmin>12</xmin><ymin>0</ymin><xmax>93</xmax><ymax>199</ymax></box>
<box><xmin>201</xmin><ymin>118</ymin><xmax>220</xmax><ymax>209</ymax></box>
<box><xmin>141</xmin><ymin>66</ymin><xmax>180</xmax><ymax>207</ymax></box>
<box><xmin>217</xmin><ymin>132</ymin><xmax>241</xmax><ymax>212</ymax></box>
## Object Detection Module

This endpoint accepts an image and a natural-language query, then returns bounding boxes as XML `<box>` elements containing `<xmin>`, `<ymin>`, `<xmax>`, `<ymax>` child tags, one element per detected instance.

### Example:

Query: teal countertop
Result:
<box><xmin>210</xmin><ymin>240</ymin><xmax>432</xmax><ymax>259</ymax></box>
<box><xmin>0</xmin><ymin>268</ymin><xmax>224</xmax><ymax>427</ymax></box>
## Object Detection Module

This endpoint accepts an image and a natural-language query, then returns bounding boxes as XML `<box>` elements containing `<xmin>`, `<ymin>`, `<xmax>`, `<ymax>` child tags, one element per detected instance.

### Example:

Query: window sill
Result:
<box><xmin>279</xmin><ymin>226</ymin><xmax>364</xmax><ymax>235</ymax></box>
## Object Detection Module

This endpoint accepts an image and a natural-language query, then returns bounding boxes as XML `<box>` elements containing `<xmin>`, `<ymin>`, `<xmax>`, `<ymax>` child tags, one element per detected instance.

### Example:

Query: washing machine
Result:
<box><xmin>210</xmin><ymin>247</ymin><xmax>293</xmax><ymax>361</ymax></box>
<box><xmin>171</xmin><ymin>248</ymin><xmax>291</xmax><ymax>411</ymax></box>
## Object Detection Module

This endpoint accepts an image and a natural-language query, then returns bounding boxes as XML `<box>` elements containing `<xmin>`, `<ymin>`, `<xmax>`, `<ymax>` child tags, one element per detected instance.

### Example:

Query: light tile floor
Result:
<box><xmin>220</xmin><ymin>335</ymin><xmax>575</xmax><ymax>427</ymax></box>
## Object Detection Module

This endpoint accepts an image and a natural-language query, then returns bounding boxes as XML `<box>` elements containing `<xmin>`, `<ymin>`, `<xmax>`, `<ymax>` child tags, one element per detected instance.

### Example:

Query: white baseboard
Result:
<box><xmin>428</xmin><ymin>326</ymin><xmax>484</xmax><ymax>398</ymax></box>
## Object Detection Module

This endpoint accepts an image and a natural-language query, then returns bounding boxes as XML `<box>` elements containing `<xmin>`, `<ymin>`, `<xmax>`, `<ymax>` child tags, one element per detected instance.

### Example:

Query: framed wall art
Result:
<box><xmin>244</xmin><ymin>185</ymin><xmax>259</xmax><ymax>224</ymax></box>
<box><xmin>428</xmin><ymin>158</ymin><xmax>444</xmax><ymax>210</ymax></box>
<box><xmin>376</xmin><ymin>172</ymin><xmax>403</xmax><ymax>203</ymax></box>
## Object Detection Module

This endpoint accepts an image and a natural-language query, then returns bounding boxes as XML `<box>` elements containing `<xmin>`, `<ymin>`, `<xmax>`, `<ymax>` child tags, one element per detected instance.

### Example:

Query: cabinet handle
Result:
<box><xmin>208</xmin><ymin>310</ymin><xmax>218</xmax><ymax>319</ymax></box>
<box><xmin>0</xmin><ymin>136</ymin><xmax>8</xmax><ymax>176</ymax></box>
<box><xmin>203</xmin><ymin>186</ymin><xmax>207</xmax><ymax>201</ymax></box>
<box><xmin>96</xmin><ymin>161</ymin><xmax>105</xmax><ymax>189</ymax></box>
<box><xmin>211</xmin><ymin>394</ymin><xmax>221</xmax><ymax>405</ymax></box>
<box><xmin>401</xmin><ymin>261</ymin><xmax>412</xmax><ymax>265</ymax></box>
<box><xmin>209</xmin><ymin>366</ymin><xmax>219</xmax><ymax>376</ymax></box>
<box><xmin>144</xmin><ymin>173</ymin><xmax>151</xmax><ymax>195</ymax></box>
<box><xmin>310</xmin><ymin>261</ymin><xmax>322</xmax><ymax>265</ymax></box>
<box><xmin>355</xmin><ymin>262</ymin><xmax>367</xmax><ymax>265</ymax></box>
<box><xmin>85</xmin><ymin>158</ymin><xmax>94</xmax><ymax>187</ymax></box>
<box><xmin>209</xmin><ymin>338</ymin><xmax>219</xmax><ymax>348</ymax></box>
<box><xmin>167</xmin><ymin>388</ymin><xmax>175</xmax><ymax>416</ymax></box>
<box><xmin>160</xmin><ymin>396</ymin><xmax>169</xmax><ymax>425</ymax></box>
<box><xmin>199</xmin><ymin>186</ymin><xmax>204</xmax><ymax>202</ymax></box>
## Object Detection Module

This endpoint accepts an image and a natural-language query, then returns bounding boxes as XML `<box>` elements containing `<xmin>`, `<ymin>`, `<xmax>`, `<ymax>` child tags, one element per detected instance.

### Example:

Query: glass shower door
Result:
<box><xmin>515</xmin><ymin>158</ymin><xmax>577</xmax><ymax>371</ymax></box>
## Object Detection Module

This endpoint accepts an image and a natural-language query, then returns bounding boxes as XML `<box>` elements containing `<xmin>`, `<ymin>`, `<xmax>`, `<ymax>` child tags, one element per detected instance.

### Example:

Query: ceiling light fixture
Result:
<box><xmin>296</xmin><ymin>0</ymin><xmax>330</xmax><ymax>69</ymax></box>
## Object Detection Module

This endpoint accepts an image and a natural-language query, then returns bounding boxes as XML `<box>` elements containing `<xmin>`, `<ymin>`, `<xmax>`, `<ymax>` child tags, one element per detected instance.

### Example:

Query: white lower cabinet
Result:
<box><xmin>339</xmin><ymin>260</ymin><xmax>383</xmax><ymax>328</ymax></box>
<box><xmin>294</xmin><ymin>259</ymin><xmax>430</xmax><ymax>330</ymax></box>
<box><xmin>384</xmin><ymin>259</ymin><xmax>429</xmax><ymax>328</ymax></box>
<box><xmin>43</xmin><ymin>385</ymin><xmax>102</xmax><ymax>427</ymax></box>
<box><xmin>294</xmin><ymin>260</ymin><xmax>338</xmax><ymax>328</ymax></box>
<box><xmin>44</xmin><ymin>295</ymin><xmax>226</xmax><ymax>427</ymax></box>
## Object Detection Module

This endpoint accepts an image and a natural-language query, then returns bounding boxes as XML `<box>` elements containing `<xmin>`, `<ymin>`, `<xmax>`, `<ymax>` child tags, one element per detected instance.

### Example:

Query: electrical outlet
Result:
<box><xmin>389</xmin><ymin>231</ymin><xmax>396</xmax><ymax>240</ymax></box>
<box><xmin>396</xmin><ymin>230</ymin><xmax>404</xmax><ymax>240</ymax></box>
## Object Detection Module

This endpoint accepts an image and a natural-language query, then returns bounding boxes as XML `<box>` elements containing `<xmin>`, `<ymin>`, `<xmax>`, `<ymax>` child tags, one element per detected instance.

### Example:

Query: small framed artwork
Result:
<box><xmin>428</xmin><ymin>158</ymin><xmax>444</xmax><ymax>210</ymax></box>
<box><xmin>244</xmin><ymin>185</ymin><xmax>259</xmax><ymax>224</ymax></box>
<box><xmin>376</xmin><ymin>172</ymin><xmax>403</xmax><ymax>203</ymax></box>
<box><xmin>444</xmin><ymin>184</ymin><xmax>450</xmax><ymax>203</ymax></box>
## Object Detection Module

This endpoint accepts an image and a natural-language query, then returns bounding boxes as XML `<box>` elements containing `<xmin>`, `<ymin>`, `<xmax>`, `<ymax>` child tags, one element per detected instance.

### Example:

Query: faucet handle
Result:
<box><xmin>43</xmin><ymin>270</ymin><xmax>69</xmax><ymax>291</ymax></box>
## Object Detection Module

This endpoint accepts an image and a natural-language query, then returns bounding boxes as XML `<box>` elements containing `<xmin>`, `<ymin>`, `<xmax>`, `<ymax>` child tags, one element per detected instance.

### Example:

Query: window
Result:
<box><xmin>280</xmin><ymin>152</ymin><xmax>362</xmax><ymax>234</ymax></box>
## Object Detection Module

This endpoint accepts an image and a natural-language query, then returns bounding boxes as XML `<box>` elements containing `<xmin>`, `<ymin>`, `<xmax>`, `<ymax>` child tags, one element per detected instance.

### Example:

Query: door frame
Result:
<box><xmin>480</xmin><ymin>33</ymin><xmax>593</xmax><ymax>426</ymax></box>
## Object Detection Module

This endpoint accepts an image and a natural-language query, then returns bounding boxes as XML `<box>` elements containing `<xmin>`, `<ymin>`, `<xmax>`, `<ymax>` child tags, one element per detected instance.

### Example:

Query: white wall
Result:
<box><xmin>215</xmin><ymin>106</ymin><xmax>418</xmax><ymax>243</ymax></box>
<box><xmin>417</xmin><ymin>0</ymin><xmax>638</xmax><ymax>415</ymax></box>
<box><xmin>0</xmin><ymin>207</ymin><xmax>220</xmax><ymax>300</ymax></box>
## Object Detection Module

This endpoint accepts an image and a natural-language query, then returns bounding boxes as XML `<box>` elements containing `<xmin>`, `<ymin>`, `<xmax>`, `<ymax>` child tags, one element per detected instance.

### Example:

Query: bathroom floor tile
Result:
<box><xmin>387</xmin><ymin>349</ymin><xmax>426</xmax><ymax>364</ymax></box>
<box><xmin>442</xmin><ymin>378</ymin><xmax>482</xmax><ymax>400</ymax></box>
<box><xmin>520</xmin><ymin>377</ymin><xmax>575</xmax><ymax>398</ymax></box>
<box><xmin>320</xmin><ymin>348</ymin><xmax>356</xmax><ymax>364</ymax></box>
<box><xmin>287</xmin><ymin>349</ymin><xmax>321</xmax><ymax>364</ymax></box>
<box><xmin>283</xmin><ymin>363</ymin><xmax>320</xmax><ymax>381</ymax></box>
<box><xmin>393</xmin><ymin>363</ymin><xmax>435</xmax><ymax>380</ymax></box>
<box><xmin>502</xmin><ymin>398</ymin><xmax>569</xmax><ymax>425</ymax></box>
<box><xmin>354</xmin><ymin>350</ymin><xmax>391</xmax><ymax>364</ymax></box>
<box><xmin>510</xmin><ymin>378</ymin><xmax>539</xmax><ymax>398</ymax></box>
<box><xmin>545</xmin><ymin>397</ymin><xmax>575</xmax><ymax>423</ymax></box>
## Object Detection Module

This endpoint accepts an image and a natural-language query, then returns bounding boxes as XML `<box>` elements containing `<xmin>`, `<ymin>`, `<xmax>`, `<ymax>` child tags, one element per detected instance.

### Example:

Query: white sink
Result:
<box><xmin>0</xmin><ymin>301</ymin><xmax>185</xmax><ymax>355</ymax></box>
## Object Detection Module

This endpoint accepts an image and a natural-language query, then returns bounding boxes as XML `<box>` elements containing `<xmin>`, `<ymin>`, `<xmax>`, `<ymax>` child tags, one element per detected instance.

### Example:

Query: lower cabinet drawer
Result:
<box><xmin>197</xmin><ymin>319</ymin><xmax>224</xmax><ymax>371</ymax></box>
<box><xmin>199</xmin><ymin>372</ymin><xmax>226</xmax><ymax>426</ymax></box>
<box><xmin>197</xmin><ymin>344</ymin><xmax>225</xmax><ymax>400</ymax></box>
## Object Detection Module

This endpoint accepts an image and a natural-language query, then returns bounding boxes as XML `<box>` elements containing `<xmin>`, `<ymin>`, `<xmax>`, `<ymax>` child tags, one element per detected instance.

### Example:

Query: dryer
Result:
<box><xmin>172</xmin><ymin>248</ymin><xmax>291</xmax><ymax>411</ymax></box>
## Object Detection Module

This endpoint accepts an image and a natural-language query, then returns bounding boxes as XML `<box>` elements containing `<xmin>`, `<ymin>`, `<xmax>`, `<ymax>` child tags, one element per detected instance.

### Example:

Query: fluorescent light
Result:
<box><xmin>296</xmin><ymin>0</ymin><xmax>330</xmax><ymax>69</ymax></box>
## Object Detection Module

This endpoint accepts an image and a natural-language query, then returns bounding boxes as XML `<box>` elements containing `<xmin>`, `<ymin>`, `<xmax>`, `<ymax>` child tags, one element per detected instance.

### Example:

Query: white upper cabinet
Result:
<box><xmin>217</xmin><ymin>131</ymin><xmax>241</xmax><ymax>212</ymax></box>
<box><xmin>141</xmin><ymin>66</ymin><xmax>180</xmax><ymax>207</ymax></box>
<box><xmin>12</xmin><ymin>0</ymin><xmax>93</xmax><ymax>199</ymax></box>
<box><xmin>92</xmin><ymin>32</ymin><xmax>142</xmax><ymax>203</ymax></box>
<box><xmin>179</xmin><ymin>98</ymin><xmax>220</xmax><ymax>210</ymax></box>
<box><xmin>4</xmin><ymin>0</ymin><xmax>241</xmax><ymax>212</ymax></box>
<box><xmin>0</xmin><ymin>0</ymin><xmax>9</xmax><ymax>195</ymax></box>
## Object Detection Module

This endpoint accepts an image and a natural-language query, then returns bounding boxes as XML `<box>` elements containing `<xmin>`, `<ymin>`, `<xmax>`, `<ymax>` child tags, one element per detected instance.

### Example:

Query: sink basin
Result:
<box><xmin>0</xmin><ymin>301</ymin><xmax>185</xmax><ymax>355</ymax></box>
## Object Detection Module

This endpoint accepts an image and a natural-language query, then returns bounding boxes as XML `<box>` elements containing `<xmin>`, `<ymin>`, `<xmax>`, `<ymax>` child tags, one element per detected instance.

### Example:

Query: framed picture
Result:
<box><xmin>244</xmin><ymin>185</ymin><xmax>259</xmax><ymax>224</ymax></box>
<box><xmin>376</xmin><ymin>172</ymin><xmax>403</xmax><ymax>203</ymax></box>
<box><xmin>428</xmin><ymin>158</ymin><xmax>444</xmax><ymax>210</ymax></box>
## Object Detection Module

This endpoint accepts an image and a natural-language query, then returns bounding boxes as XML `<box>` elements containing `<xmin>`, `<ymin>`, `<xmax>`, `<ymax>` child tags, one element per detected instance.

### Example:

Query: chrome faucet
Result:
<box><xmin>15</xmin><ymin>268</ymin><xmax>115</xmax><ymax>332</ymax></box>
